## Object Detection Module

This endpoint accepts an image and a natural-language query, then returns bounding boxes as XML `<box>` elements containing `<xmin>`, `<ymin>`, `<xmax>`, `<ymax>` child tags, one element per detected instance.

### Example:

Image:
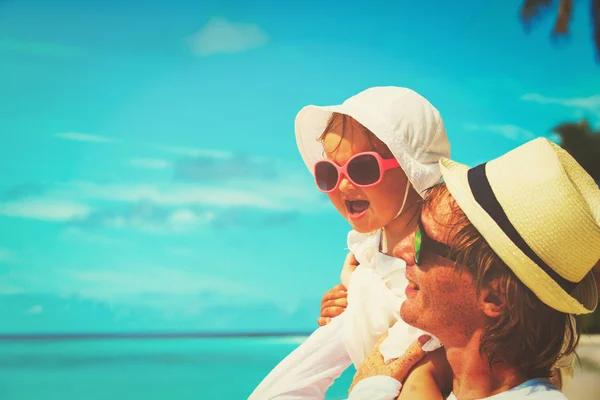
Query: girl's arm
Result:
<box><xmin>347</xmin><ymin>338</ymin><xmax>451</xmax><ymax>400</ymax></box>
<box><xmin>347</xmin><ymin>334</ymin><xmax>436</xmax><ymax>400</ymax></box>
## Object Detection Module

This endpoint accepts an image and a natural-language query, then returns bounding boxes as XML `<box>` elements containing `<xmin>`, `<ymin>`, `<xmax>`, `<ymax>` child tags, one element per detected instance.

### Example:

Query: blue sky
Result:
<box><xmin>1</xmin><ymin>0</ymin><xmax>599</xmax><ymax>333</ymax></box>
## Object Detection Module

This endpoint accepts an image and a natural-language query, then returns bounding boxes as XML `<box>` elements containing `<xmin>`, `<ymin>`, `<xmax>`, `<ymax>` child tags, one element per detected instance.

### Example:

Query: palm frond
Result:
<box><xmin>552</xmin><ymin>0</ymin><xmax>573</xmax><ymax>36</ymax></box>
<box><xmin>552</xmin><ymin>120</ymin><xmax>600</xmax><ymax>181</ymax></box>
<box><xmin>592</xmin><ymin>0</ymin><xmax>600</xmax><ymax>58</ymax></box>
<box><xmin>520</xmin><ymin>0</ymin><xmax>554</xmax><ymax>31</ymax></box>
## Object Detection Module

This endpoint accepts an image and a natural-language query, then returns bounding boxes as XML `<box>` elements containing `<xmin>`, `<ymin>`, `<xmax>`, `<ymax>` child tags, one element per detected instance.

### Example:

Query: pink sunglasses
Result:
<box><xmin>314</xmin><ymin>151</ymin><xmax>400</xmax><ymax>193</ymax></box>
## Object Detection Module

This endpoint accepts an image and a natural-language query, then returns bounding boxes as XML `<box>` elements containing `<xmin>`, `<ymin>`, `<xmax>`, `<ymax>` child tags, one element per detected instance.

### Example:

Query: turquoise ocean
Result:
<box><xmin>0</xmin><ymin>337</ymin><xmax>355</xmax><ymax>400</ymax></box>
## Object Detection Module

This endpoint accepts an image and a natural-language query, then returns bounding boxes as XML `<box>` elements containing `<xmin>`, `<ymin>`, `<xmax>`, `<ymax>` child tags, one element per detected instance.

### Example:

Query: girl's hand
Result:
<box><xmin>350</xmin><ymin>334</ymin><xmax>433</xmax><ymax>393</ymax></box>
<box><xmin>318</xmin><ymin>284</ymin><xmax>348</xmax><ymax>326</ymax></box>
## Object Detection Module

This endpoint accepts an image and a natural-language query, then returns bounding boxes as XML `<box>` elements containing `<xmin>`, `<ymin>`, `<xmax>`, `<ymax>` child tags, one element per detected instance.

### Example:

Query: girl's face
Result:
<box><xmin>321</xmin><ymin>124</ymin><xmax>411</xmax><ymax>234</ymax></box>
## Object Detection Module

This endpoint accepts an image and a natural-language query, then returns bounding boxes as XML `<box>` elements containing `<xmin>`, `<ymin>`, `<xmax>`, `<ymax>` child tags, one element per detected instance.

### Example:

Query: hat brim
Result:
<box><xmin>440</xmin><ymin>158</ymin><xmax>598</xmax><ymax>315</ymax></box>
<box><xmin>294</xmin><ymin>104</ymin><xmax>345</xmax><ymax>173</ymax></box>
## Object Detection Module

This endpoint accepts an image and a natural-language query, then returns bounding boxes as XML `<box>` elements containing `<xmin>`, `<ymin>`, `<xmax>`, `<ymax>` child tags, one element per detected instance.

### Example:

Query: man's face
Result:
<box><xmin>393</xmin><ymin>190</ymin><xmax>486</xmax><ymax>344</ymax></box>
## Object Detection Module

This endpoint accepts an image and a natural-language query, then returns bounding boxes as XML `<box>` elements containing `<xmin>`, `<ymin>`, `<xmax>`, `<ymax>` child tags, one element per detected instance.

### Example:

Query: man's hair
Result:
<box><xmin>422</xmin><ymin>183</ymin><xmax>580</xmax><ymax>380</ymax></box>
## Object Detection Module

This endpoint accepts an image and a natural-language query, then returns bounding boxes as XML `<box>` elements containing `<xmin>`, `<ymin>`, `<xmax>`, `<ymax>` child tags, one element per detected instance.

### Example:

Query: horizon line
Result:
<box><xmin>0</xmin><ymin>331</ymin><xmax>312</xmax><ymax>341</ymax></box>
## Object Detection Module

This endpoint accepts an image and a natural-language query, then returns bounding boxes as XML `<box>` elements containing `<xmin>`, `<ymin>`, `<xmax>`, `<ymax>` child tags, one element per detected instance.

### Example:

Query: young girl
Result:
<box><xmin>249</xmin><ymin>86</ymin><xmax>451</xmax><ymax>399</ymax></box>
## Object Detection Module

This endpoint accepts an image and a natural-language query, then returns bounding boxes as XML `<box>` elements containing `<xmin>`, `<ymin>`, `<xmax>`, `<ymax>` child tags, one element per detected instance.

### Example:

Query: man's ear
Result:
<box><xmin>478</xmin><ymin>279</ymin><xmax>505</xmax><ymax>318</ymax></box>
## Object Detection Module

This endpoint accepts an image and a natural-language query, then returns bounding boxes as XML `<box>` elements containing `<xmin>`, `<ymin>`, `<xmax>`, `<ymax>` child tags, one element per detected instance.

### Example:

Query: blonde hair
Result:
<box><xmin>318</xmin><ymin>112</ymin><xmax>393</xmax><ymax>158</ymax></box>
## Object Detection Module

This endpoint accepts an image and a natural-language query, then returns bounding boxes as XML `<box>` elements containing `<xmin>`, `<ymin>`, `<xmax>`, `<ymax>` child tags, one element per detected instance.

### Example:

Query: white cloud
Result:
<box><xmin>0</xmin><ymin>198</ymin><xmax>91</xmax><ymax>221</ymax></box>
<box><xmin>76</xmin><ymin>207</ymin><xmax>214</xmax><ymax>234</ymax></box>
<box><xmin>54</xmin><ymin>132</ymin><xmax>118</xmax><ymax>143</ymax></box>
<box><xmin>0</xmin><ymin>177</ymin><xmax>323</xmax><ymax>229</ymax></box>
<box><xmin>521</xmin><ymin>93</ymin><xmax>600</xmax><ymax>115</ymax></box>
<box><xmin>155</xmin><ymin>145</ymin><xmax>233</xmax><ymax>159</ymax></box>
<box><xmin>124</xmin><ymin>209</ymin><xmax>215</xmax><ymax>233</ymax></box>
<box><xmin>58</xmin><ymin>181</ymin><xmax>303</xmax><ymax>210</ymax></box>
<box><xmin>464</xmin><ymin>123</ymin><xmax>535</xmax><ymax>141</ymax></box>
<box><xmin>168</xmin><ymin>209</ymin><xmax>197</xmax><ymax>225</ymax></box>
<box><xmin>187</xmin><ymin>17</ymin><xmax>269</xmax><ymax>56</ymax></box>
<box><xmin>0</xmin><ymin>283</ymin><xmax>22</xmax><ymax>294</ymax></box>
<box><xmin>1</xmin><ymin>152</ymin><xmax>324</xmax><ymax>230</ymax></box>
<box><xmin>129</xmin><ymin>158</ymin><xmax>172</xmax><ymax>170</ymax></box>
<box><xmin>168</xmin><ymin>209</ymin><xmax>214</xmax><ymax>227</ymax></box>
<box><xmin>61</xmin><ymin>227</ymin><xmax>117</xmax><ymax>245</ymax></box>
<box><xmin>55</xmin><ymin>265</ymin><xmax>277</xmax><ymax>311</ymax></box>
<box><xmin>65</xmin><ymin>266</ymin><xmax>249</xmax><ymax>299</ymax></box>
<box><xmin>26</xmin><ymin>305</ymin><xmax>44</xmax><ymax>314</ymax></box>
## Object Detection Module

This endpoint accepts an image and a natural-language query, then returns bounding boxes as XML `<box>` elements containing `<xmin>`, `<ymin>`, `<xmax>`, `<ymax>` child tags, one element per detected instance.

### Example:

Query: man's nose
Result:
<box><xmin>393</xmin><ymin>231</ymin><xmax>416</xmax><ymax>265</ymax></box>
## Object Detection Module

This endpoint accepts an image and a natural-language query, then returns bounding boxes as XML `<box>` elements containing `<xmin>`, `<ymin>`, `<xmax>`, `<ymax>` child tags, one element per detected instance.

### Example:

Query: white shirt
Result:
<box><xmin>348</xmin><ymin>377</ymin><xmax>567</xmax><ymax>400</ymax></box>
<box><xmin>446</xmin><ymin>378</ymin><xmax>568</xmax><ymax>400</ymax></box>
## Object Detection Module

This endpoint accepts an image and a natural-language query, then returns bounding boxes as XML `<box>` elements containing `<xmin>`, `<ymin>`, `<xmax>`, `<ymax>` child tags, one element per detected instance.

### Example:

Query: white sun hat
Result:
<box><xmin>441</xmin><ymin>137</ymin><xmax>600</xmax><ymax>314</ymax></box>
<box><xmin>295</xmin><ymin>86</ymin><xmax>451</xmax><ymax>197</ymax></box>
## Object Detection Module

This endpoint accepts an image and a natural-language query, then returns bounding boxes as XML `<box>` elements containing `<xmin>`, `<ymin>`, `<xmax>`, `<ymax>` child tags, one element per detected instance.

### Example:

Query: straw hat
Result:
<box><xmin>441</xmin><ymin>137</ymin><xmax>600</xmax><ymax>314</ymax></box>
<box><xmin>295</xmin><ymin>86</ymin><xmax>451</xmax><ymax>196</ymax></box>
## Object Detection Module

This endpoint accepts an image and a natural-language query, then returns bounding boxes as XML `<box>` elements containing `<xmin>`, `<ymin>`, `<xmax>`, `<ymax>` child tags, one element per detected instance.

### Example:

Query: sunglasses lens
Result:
<box><xmin>315</xmin><ymin>162</ymin><xmax>339</xmax><ymax>192</ymax></box>
<box><xmin>348</xmin><ymin>154</ymin><xmax>381</xmax><ymax>185</ymax></box>
<box><xmin>414</xmin><ymin>226</ymin><xmax>422</xmax><ymax>264</ymax></box>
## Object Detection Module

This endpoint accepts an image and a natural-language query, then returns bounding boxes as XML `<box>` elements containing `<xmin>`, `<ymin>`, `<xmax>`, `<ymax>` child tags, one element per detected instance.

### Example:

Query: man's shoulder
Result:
<box><xmin>446</xmin><ymin>378</ymin><xmax>567</xmax><ymax>400</ymax></box>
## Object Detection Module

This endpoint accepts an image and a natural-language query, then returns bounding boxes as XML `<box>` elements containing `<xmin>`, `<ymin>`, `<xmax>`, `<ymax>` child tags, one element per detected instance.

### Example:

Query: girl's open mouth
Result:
<box><xmin>345</xmin><ymin>200</ymin><xmax>370</xmax><ymax>220</ymax></box>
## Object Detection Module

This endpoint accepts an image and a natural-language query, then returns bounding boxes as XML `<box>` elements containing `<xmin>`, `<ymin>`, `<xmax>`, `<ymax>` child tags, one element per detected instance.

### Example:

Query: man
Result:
<box><xmin>348</xmin><ymin>137</ymin><xmax>600</xmax><ymax>399</ymax></box>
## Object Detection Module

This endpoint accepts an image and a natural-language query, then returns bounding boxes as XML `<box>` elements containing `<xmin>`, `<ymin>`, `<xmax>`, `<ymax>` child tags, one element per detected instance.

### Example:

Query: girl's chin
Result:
<box><xmin>346</xmin><ymin>214</ymin><xmax>391</xmax><ymax>234</ymax></box>
<box><xmin>348</xmin><ymin>220</ymin><xmax>376</xmax><ymax>234</ymax></box>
